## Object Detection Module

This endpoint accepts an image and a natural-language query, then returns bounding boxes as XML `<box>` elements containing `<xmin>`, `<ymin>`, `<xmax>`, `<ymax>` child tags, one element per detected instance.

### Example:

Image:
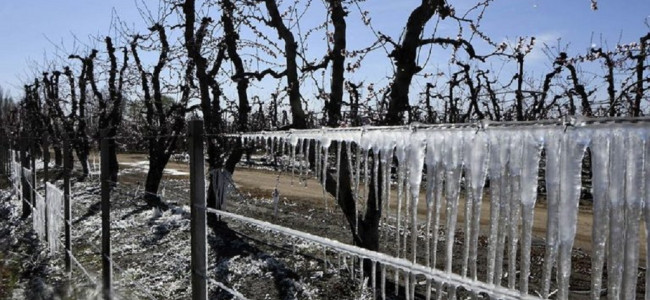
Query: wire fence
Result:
<box><xmin>3</xmin><ymin>116</ymin><xmax>650</xmax><ymax>299</ymax></box>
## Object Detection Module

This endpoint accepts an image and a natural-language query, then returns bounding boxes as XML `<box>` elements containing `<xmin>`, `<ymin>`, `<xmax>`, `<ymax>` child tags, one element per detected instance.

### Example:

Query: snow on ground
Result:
<box><xmin>119</xmin><ymin>161</ymin><xmax>190</xmax><ymax>176</ymax></box>
<box><xmin>0</xmin><ymin>160</ymin><xmax>370</xmax><ymax>299</ymax></box>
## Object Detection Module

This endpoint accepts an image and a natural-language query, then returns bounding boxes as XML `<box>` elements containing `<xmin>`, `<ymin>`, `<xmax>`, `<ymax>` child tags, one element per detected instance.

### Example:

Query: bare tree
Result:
<box><xmin>131</xmin><ymin>22</ymin><xmax>196</xmax><ymax>209</ymax></box>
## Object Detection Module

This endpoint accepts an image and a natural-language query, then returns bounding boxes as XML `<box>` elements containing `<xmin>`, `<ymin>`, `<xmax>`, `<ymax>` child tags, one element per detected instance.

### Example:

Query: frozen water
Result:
<box><xmin>239</xmin><ymin>121</ymin><xmax>650</xmax><ymax>299</ymax></box>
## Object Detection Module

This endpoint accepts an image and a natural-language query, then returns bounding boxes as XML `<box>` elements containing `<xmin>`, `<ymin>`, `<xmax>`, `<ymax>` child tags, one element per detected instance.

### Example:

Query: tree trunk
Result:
<box><xmin>20</xmin><ymin>136</ymin><xmax>31</xmax><ymax>219</ymax></box>
<box><xmin>327</xmin><ymin>0</ymin><xmax>346</xmax><ymax>127</ymax></box>
<box><xmin>53</xmin><ymin>145</ymin><xmax>63</xmax><ymax>167</ymax></box>
<box><xmin>385</xmin><ymin>1</ymin><xmax>443</xmax><ymax>125</ymax></box>
<box><xmin>108</xmin><ymin>138</ymin><xmax>119</xmax><ymax>184</ymax></box>
<box><xmin>144</xmin><ymin>151</ymin><xmax>170</xmax><ymax>209</ymax></box>
<box><xmin>75</xmin><ymin>146</ymin><xmax>89</xmax><ymax>180</ymax></box>
<box><xmin>264</xmin><ymin>0</ymin><xmax>306</xmax><ymax>129</ymax></box>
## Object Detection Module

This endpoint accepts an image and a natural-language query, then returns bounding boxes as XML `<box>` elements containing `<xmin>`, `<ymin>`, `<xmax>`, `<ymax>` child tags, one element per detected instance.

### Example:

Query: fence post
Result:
<box><xmin>31</xmin><ymin>141</ymin><xmax>36</xmax><ymax>205</ymax></box>
<box><xmin>63</xmin><ymin>138</ymin><xmax>72</xmax><ymax>275</ymax></box>
<box><xmin>189</xmin><ymin>119</ymin><xmax>207</xmax><ymax>300</ymax></box>
<box><xmin>20</xmin><ymin>134</ymin><xmax>31</xmax><ymax>218</ymax></box>
<box><xmin>0</xmin><ymin>134</ymin><xmax>5</xmax><ymax>176</ymax></box>
<box><xmin>43</xmin><ymin>132</ymin><xmax>49</xmax><ymax>243</ymax></box>
<box><xmin>100</xmin><ymin>133</ymin><xmax>112</xmax><ymax>300</ymax></box>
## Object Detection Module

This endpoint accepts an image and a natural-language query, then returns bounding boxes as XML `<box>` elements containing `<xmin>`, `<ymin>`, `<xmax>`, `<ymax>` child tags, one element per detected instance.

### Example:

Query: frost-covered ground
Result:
<box><xmin>0</xmin><ymin>163</ymin><xmax>373</xmax><ymax>300</ymax></box>
<box><xmin>2</xmin><ymin>156</ymin><xmax>647</xmax><ymax>299</ymax></box>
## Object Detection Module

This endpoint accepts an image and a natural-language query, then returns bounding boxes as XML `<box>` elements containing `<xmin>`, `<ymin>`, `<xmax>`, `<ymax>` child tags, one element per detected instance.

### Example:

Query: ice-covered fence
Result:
<box><xmin>208</xmin><ymin>208</ymin><xmax>536</xmax><ymax>300</ymax></box>
<box><xmin>34</xmin><ymin>191</ymin><xmax>46</xmax><ymax>239</ymax></box>
<box><xmin>11</xmin><ymin>159</ymin><xmax>21</xmax><ymax>194</ymax></box>
<box><xmin>14</xmin><ymin>161</ymin><xmax>65</xmax><ymax>254</ymax></box>
<box><xmin>46</xmin><ymin>182</ymin><xmax>64</xmax><ymax>253</ymax></box>
<box><xmin>235</xmin><ymin>117</ymin><xmax>650</xmax><ymax>300</ymax></box>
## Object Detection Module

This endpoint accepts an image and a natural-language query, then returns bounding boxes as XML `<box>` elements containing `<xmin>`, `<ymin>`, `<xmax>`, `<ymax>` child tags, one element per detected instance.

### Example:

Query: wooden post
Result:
<box><xmin>63</xmin><ymin>138</ymin><xmax>72</xmax><ymax>275</ymax></box>
<box><xmin>189</xmin><ymin>119</ymin><xmax>207</xmax><ymax>300</ymax></box>
<box><xmin>43</xmin><ymin>133</ymin><xmax>49</xmax><ymax>183</ymax></box>
<box><xmin>20</xmin><ymin>135</ymin><xmax>31</xmax><ymax>219</ymax></box>
<box><xmin>31</xmin><ymin>141</ymin><xmax>36</xmax><ymax>205</ymax></box>
<box><xmin>0</xmin><ymin>134</ymin><xmax>5</xmax><ymax>176</ymax></box>
<box><xmin>100</xmin><ymin>133</ymin><xmax>112</xmax><ymax>300</ymax></box>
<box><xmin>43</xmin><ymin>133</ymin><xmax>49</xmax><ymax>243</ymax></box>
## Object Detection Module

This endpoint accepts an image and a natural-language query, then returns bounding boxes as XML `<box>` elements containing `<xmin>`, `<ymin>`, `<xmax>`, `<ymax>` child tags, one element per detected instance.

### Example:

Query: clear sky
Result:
<box><xmin>0</xmin><ymin>0</ymin><xmax>648</xmax><ymax>99</ymax></box>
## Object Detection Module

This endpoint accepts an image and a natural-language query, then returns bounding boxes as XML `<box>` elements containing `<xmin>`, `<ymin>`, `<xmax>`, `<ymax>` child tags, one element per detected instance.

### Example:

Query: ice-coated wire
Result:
<box><xmin>205</xmin><ymin>208</ymin><xmax>539</xmax><ymax>300</ymax></box>
<box><xmin>85</xmin><ymin>241</ymin><xmax>158</xmax><ymax>300</ymax></box>
<box><xmin>66</xmin><ymin>248</ymin><xmax>98</xmax><ymax>286</ymax></box>
<box><xmin>208</xmin><ymin>278</ymin><xmax>249</xmax><ymax>300</ymax></box>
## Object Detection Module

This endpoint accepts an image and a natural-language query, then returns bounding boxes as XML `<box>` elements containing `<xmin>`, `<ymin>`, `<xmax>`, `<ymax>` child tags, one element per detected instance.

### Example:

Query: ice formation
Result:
<box><xmin>240</xmin><ymin>120</ymin><xmax>650</xmax><ymax>299</ymax></box>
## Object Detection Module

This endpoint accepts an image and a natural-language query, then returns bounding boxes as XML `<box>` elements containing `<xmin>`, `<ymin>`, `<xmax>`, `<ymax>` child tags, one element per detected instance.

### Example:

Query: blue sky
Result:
<box><xmin>0</xmin><ymin>0</ymin><xmax>648</xmax><ymax>101</ymax></box>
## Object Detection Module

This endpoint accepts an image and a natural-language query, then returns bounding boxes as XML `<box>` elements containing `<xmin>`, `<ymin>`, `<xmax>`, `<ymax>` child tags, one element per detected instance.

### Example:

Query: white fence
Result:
<box><xmin>10</xmin><ymin>155</ymin><xmax>66</xmax><ymax>255</ymax></box>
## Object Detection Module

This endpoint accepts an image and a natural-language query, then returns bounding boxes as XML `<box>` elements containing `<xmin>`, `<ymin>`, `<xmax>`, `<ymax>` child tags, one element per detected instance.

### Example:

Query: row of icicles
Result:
<box><xmin>238</xmin><ymin>124</ymin><xmax>649</xmax><ymax>300</ymax></box>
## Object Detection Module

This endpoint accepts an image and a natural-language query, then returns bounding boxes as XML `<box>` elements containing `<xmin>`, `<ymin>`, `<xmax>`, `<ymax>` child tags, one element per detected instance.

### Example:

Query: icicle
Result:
<box><xmin>403</xmin><ymin>176</ymin><xmax>410</xmax><ymax>260</ymax></box>
<box><xmin>643</xmin><ymin>131</ymin><xmax>650</xmax><ymax>300</ymax></box>
<box><xmin>381</xmin><ymin>146</ymin><xmax>394</xmax><ymax>235</ymax></box>
<box><xmin>493</xmin><ymin>134</ymin><xmax>511</xmax><ymax>286</ymax></box>
<box><xmin>466</xmin><ymin>131</ymin><xmax>489</xmax><ymax>280</ymax></box>
<box><xmin>371</xmin><ymin>260</ymin><xmax>376</xmax><ymax>300</ymax></box>
<box><xmin>373</xmin><ymin>148</ymin><xmax>380</xmax><ymax>210</ymax></box>
<box><xmin>304</xmin><ymin>139</ymin><xmax>311</xmax><ymax>187</ymax></box>
<box><xmin>381</xmin><ymin>264</ymin><xmax>386</xmax><ymax>300</ymax></box>
<box><xmin>486</xmin><ymin>132</ymin><xmax>502</xmax><ymax>283</ymax></box>
<box><xmin>404</xmin><ymin>271</ymin><xmax>410</xmax><ymax>300</ymax></box>
<box><xmin>377</xmin><ymin>147</ymin><xmax>388</xmax><ymax>240</ymax></box>
<box><xmin>356</xmin><ymin>144</ymin><xmax>362</xmax><ymax>201</ymax></box>
<box><xmin>347</xmin><ymin>141</ymin><xmax>354</xmax><ymax>197</ymax></box>
<box><xmin>336</xmin><ymin>141</ymin><xmax>342</xmax><ymax>203</ymax></box>
<box><xmin>355</xmin><ymin>144</ymin><xmax>362</xmax><ymax>235</ymax></box>
<box><xmin>541</xmin><ymin>131</ymin><xmax>561</xmax><ymax>297</ymax></box>
<box><xmin>556</xmin><ymin>130</ymin><xmax>588</xmax><ymax>300</ymax></box>
<box><xmin>395</xmin><ymin>144</ymin><xmax>406</xmax><ymax>288</ymax></box>
<box><xmin>298</xmin><ymin>139</ymin><xmax>304</xmax><ymax>185</ymax></box>
<box><xmin>315</xmin><ymin>140</ymin><xmax>321</xmax><ymax>181</ymax></box>
<box><xmin>322</xmin><ymin>138</ymin><xmax>331</xmax><ymax>211</ymax></box>
<box><xmin>431</xmin><ymin>149</ymin><xmax>445</xmax><ymax>270</ymax></box>
<box><xmin>271</xmin><ymin>137</ymin><xmax>276</xmax><ymax>168</ymax></box>
<box><xmin>590</xmin><ymin>131</ymin><xmax>610</xmax><ymax>300</ymax></box>
<box><xmin>350</xmin><ymin>256</ymin><xmax>355</xmax><ymax>280</ymax></box>
<box><xmin>265</xmin><ymin>137</ymin><xmax>270</xmax><ymax>162</ymax></box>
<box><xmin>364</xmin><ymin>148</ymin><xmax>371</xmax><ymax>209</ymax></box>
<box><xmin>444</xmin><ymin>133</ymin><xmax>464</xmax><ymax>274</ymax></box>
<box><xmin>408</xmin><ymin>134</ymin><xmax>426</xmax><ymax>264</ymax></box>
<box><xmin>461</xmin><ymin>177</ymin><xmax>472</xmax><ymax>278</ymax></box>
<box><xmin>517</xmin><ymin>130</ymin><xmax>543</xmax><ymax>294</ymax></box>
<box><xmin>507</xmin><ymin>132</ymin><xmax>524</xmax><ymax>290</ymax></box>
<box><xmin>425</xmin><ymin>145</ymin><xmax>435</xmax><ymax>268</ymax></box>
<box><xmin>290</xmin><ymin>142</ymin><xmax>296</xmax><ymax>186</ymax></box>
<box><xmin>621</xmin><ymin>131</ymin><xmax>644</xmax><ymax>299</ymax></box>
